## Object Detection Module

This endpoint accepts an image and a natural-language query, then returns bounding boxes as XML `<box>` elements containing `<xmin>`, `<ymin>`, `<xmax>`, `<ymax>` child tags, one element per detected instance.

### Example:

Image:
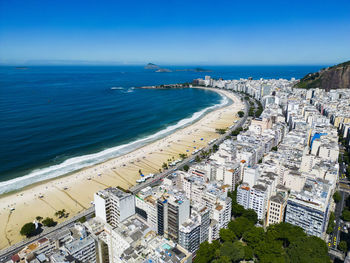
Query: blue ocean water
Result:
<box><xmin>0</xmin><ymin>65</ymin><xmax>323</xmax><ymax>193</ymax></box>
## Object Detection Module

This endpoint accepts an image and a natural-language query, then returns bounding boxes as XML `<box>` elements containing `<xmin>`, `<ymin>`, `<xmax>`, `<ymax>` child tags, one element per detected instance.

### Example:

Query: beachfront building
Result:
<box><xmin>285</xmin><ymin>178</ymin><xmax>333</xmax><ymax>238</ymax></box>
<box><xmin>98</xmin><ymin>214</ymin><xmax>192</xmax><ymax>263</ymax></box>
<box><xmin>63</xmin><ymin>235</ymin><xmax>97</xmax><ymax>263</ymax></box>
<box><xmin>94</xmin><ymin>187</ymin><xmax>135</xmax><ymax>227</ymax></box>
<box><xmin>135</xmin><ymin>186</ymin><xmax>158</xmax><ymax>230</ymax></box>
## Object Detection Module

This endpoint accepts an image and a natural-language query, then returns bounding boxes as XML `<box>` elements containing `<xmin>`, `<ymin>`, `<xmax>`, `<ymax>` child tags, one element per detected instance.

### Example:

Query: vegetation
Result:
<box><xmin>20</xmin><ymin>222</ymin><xmax>36</xmax><ymax>237</ymax></box>
<box><xmin>326</xmin><ymin>212</ymin><xmax>335</xmax><ymax>234</ymax></box>
<box><xmin>35</xmin><ymin>216</ymin><xmax>43</xmax><ymax>222</ymax></box>
<box><xmin>333</xmin><ymin>191</ymin><xmax>341</xmax><ymax>203</ymax></box>
<box><xmin>231</xmin><ymin>127</ymin><xmax>243</xmax><ymax>136</ymax></box>
<box><xmin>195</xmin><ymin>155</ymin><xmax>201</xmax><ymax>163</ymax></box>
<box><xmin>237</xmin><ymin>111</ymin><xmax>244</xmax><ymax>118</ymax></box>
<box><xmin>338</xmin><ymin>240</ymin><xmax>348</xmax><ymax>253</ymax></box>
<box><xmin>271</xmin><ymin>146</ymin><xmax>278</xmax><ymax>151</ymax></box>
<box><xmin>342</xmin><ymin>209</ymin><xmax>350</xmax><ymax>222</ymax></box>
<box><xmin>179</xmin><ymin>153</ymin><xmax>187</xmax><ymax>159</ymax></box>
<box><xmin>195</xmin><ymin>187</ymin><xmax>330</xmax><ymax>263</ymax></box>
<box><xmin>78</xmin><ymin>216</ymin><xmax>87</xmax><ymax>223</ymax></box>
<box><xmin>212</xmin><ymin>144</ymin><xmax>219</xmax><ymax>152</ymax></box>
<box><xmin>216</xmin><ymin>128</ymin><xmax>227</xmax><ymax>135</ymax></box>
<box><xmin>162</xmin><ymin>162</ymin><xmax>168</xmax><ymax>170</ymax></box>
<box><xmin>183</xmin><ymin>164</ymin><xmax>189</xmax><ymax>172</ymax></box>
<box><xmin>42</xmin><ymin>217</ymin><xmax>57</xmax><ymax>227</ymax></box>
<box><xmin>55</xmin><ymin>209</ymin><xmax>67</xmax><ymax>218</ymax></box>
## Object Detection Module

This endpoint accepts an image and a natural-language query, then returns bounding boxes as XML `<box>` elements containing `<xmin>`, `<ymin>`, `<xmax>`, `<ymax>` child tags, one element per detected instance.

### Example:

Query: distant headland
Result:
<box><xmin>144</xmin><ymin>63</ymin><xmax>211</xmax><ymax>73</ymax></box>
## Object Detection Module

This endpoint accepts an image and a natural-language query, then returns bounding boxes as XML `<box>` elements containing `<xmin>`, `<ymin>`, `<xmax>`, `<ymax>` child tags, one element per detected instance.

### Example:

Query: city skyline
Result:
<box><xmin>0</xmin><ymin>0</ymin><xmax>350</xmax><ymax>65</ymax></box>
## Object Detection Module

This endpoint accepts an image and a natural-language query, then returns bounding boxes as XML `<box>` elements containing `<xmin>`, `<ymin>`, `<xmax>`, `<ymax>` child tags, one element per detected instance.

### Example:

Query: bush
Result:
<box><xmin>333</xmin><ymin>191</ymin><xmax>341</xmax><ymax>203</ymax></box>
<box><xmin>183</xmin><ymin>164</ymin><xmax>189</xmax><ymax>172</ymax></box>
<box><xmin>342</xmin><ymin>209</ymin><xmax>350</xmax><ymax>222</ymax></box>
<box><xmin>338</xmin><ymin>240</ymin><xmax>348</xmax><ymax>253</ymax></box>
<box><xmin>42</xmin><ymin>217</ymin><xmax>57</xmax><ymax>227</ymax></box>
<box><xmin>238</xmin><ymin>111</ymin><xmax>244</xmax><ymax>118</ymax></box>
<box><xmin>78</xmin><ymin>216</ymin><xmax>87</xmax><ymax>223</ymax></box>
<box><xmin>20</xmin><ymin>222</ymin><xmax>36</xmax><ymax>237</ymax></box>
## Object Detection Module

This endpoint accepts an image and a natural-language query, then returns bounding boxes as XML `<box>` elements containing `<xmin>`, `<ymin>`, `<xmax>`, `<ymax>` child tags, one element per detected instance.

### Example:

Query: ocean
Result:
<box><xmin>0</xmin><ymin>65</ymin><xmax>323</xmax><ymax>193</ymax></box>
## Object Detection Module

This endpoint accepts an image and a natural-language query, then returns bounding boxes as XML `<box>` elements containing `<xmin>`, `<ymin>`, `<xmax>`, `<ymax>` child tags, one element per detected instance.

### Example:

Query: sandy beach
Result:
<box><xmin>0</xmin><ymin>87</ymin><xmax>244</xmax><ymax>249</ymax></box>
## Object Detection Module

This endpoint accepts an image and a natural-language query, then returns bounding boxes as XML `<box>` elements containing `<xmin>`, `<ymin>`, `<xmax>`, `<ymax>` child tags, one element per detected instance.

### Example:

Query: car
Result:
<box><xmin>334</xmin><ymin>242</ymin><xmax>336</xmax><ymax>246</ymax></box>
<box><xmin>334</xmin><ymin>237</ymin><xmax>336</xmax><ymax>241</ymax></box>
<box><xmin>328</xmin><ymin>242</ymin><xmax>331</xmax><ymax>247</ymax></box>
<box><xmin>338</xmin><ymin>226</ymin><xmax>341</xmax><ymax>230</ymax></box>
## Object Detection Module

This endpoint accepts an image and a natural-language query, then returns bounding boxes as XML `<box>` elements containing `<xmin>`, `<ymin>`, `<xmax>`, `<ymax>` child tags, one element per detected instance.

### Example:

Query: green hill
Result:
<box><xmin>296</xmin><ymin>60</ymin><xmax>350</xmax><ymax>91</ymax></box>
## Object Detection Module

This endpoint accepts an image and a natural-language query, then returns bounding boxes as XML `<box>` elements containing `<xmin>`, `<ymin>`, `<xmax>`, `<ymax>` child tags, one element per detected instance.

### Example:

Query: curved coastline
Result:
<box><xmin>0</xmin><ymin>87</ymin><xmax>231</xmax><ymax>195</ymax></box>
<box><xmin>0</xmin><ymin>87</ymin><xmax>244</xmax><ymax>249</ymax></box>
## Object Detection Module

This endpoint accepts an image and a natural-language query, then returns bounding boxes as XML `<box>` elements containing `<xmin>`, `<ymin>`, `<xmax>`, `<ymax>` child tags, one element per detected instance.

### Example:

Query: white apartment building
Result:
<box><xmin>94</xmin><ymin>187</ymin><xmax>135</xmax><ymax>227</ymax></box>
<box><xmin>249</xmin><ymin>184</ymin><xmax>268</xmax><ymax>220</ymax></box>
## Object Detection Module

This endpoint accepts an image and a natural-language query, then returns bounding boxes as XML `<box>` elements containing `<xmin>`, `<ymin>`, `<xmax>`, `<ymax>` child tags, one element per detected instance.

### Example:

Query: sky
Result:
<box><xmin>0</xmin><ymin>0</ymin><xmax>350</xmax><ymax>65</ymax></box>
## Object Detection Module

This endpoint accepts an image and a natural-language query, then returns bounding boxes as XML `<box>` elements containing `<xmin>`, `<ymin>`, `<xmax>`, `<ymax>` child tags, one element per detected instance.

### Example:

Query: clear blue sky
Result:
<box><xmin>0</xmin><ymin>0</ymin><xmax>349</xmax><ymax>65</ymax></box>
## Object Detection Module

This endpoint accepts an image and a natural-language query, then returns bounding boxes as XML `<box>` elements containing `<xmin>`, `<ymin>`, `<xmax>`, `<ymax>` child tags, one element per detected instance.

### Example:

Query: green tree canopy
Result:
<box><xmin>219</xmin><ymin>228</ymin><xmax>236</xmax><ymax>243</ymax></box>
<box><xmin>42</xmin><ymin>217</ymin><xmax>57</xmax><ymax>227</ymax></box>
<box><xmin>242</xmin><ymin>209</ymin><xmax>258</xmax><ymax>224</ymax></box>
<box><xmin>20</xmin><ymin>222</ymin><xmax>36</xmax><ymax>237</ymax></box>
<box><xmin>183</xmin><ymin>164</ymin><xmax>189</xmax><ymax>172</ymax></box>
<box><xmin>238</xmin><ymin>111</ymin><xmax>245</xmax><ymax>118</ymax></box>
<box><xmin>220</xmin><ymin>241</ymin><xmax>245</xmax><ymax>262</ymax></box>
<box><xmin>228</xmin><ymin>216</ymin><xmax>254</xmax><ymax>238</ymax></box>
<box><xmin>243</xmin><ymin>226</ymin><xmax>265</xmax><ymax>248</ymax></box>
<box><xmin>286</xmin><ymin>236</ymin><xmax>329</xmax><ymax>263</ymax></box>
<box><xmin>342</xmin><ymin>209</ymin><xmax>350</xmax><ymax>221</ymax></box>
<box><xmin>333</xmin><ymin>191</ymin><xmax>341</xmax><ymax>203</ymax></box>
<box><xmin>338</xmin><ymin>240</ymin><xmax>348</xmax><ymax>253</ymax></box>
<box><xmin>254</xmin><ymin>239</ymin><xmax>286</xmax><ymax>263</ymax></box>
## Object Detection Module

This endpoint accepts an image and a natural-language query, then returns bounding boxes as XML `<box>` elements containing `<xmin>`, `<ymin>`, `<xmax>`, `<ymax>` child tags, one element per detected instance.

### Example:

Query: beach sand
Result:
<box><xmin>0</xmin><ymin>88</ymin><xmax>244</xmax><ymax>249</ymax></box>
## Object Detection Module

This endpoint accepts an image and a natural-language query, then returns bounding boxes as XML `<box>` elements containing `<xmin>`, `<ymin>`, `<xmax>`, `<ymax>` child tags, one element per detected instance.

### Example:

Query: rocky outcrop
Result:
<box><xmin>296</xmin><ymin>61</ymin><xmax>350</xmax><ymax>91</ymax></box>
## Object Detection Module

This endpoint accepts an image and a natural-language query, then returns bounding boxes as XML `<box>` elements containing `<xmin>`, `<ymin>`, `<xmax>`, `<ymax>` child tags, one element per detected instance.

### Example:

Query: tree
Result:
<box><xmin>228</xmin><ymin>217</ymin><xmax>254</xmax><ymax>238</ymax></box>
<box><xmin>78</xmin><ymin>216</ymin><xmax>87</xmax><ymax>223</ymax></box>
<box><xmin>271</xmin><ymin>146</ymin><xmax>278</xmax><ymax>151</ymax></box>
<box><xmin>194</xmin><ymin>241</ymin><xmax>220</xmax><ymax>263</ymax></box>
<box><xmin>244</xmin><ymin>246</ymin><xmax>253</xmax><ymax>261</ymax></box>
<box><xmin>266</xmin><ymin>222</ymin><xmax>306</xmax><ymax>248</ymax></box>
<box><xmin>333</xmin><ymin>191</ymin><xmax>341</xmax><ymax>203</ymax></box>
<box><xmin>243</xmin><ymin>226</ymin><xmax>265</xmax><ymax>248</ymax></box>
<box><xmin>20</xmin><ymin>222</ymin><xmax>36</xmax><ymax>237</ymax></box>
<box><xmin>195</xmin><ymin>155</ymin><xmax>201</xmax><ymax>163</ymax></box>
<box><xmin>35</xmin><ymin>216</ymin><xmax>43</xmax><ymax>222</ymax></box>
<box><xmin>219</xmin><ymin>228</ymin><xmax>236</xmax><ymax>243</ymax></box>
<box><xmin>326</xmin><ymin>212</ymin><xmax>336</xmax><ymax>234</ymax></box>
<box><xmin>286</xmin><ymin>236</ymin><xmax>330</xmax><ymax>263</ymax></box>
<box><xmin>220</xmin><ymin>241</ymin><xmax>245</xmax><ymax>262</ymax></box>
<box><xmin>183</xmin><ymin>164</ymin><xmax>189</xmax><ymax>172</ymax></box>
<box><xmin>42</xmin><ymin>217</ymin><xmax>57</xmax><ymax>227</ymax></box>
<box><xmin>238</xmin><ymin>111</ymin><xmax>244</xmax><ymax>118</ymax></box>
<box><xmin>254</xmin><ymin>240</ymin><xmax>286</xmax><ymax>263</ymax></box>
<box><xmin>342</xmin><ymin>209</ymin><xmax>350</xmax><ymax>222</ymax></box>
<box><xmin>338</xmin><ymin>240</ymin><xmax>348</xmax><ymax>253</ymax></box>
<box><xmin>162</xmin><ymin>162</ymin><xmax>168</xmax><ymax>170</ymax></box>
<box><xmin>242</xmin><ymin>209</ymin><xmax>258</xmax><ymax>224</ymax></box>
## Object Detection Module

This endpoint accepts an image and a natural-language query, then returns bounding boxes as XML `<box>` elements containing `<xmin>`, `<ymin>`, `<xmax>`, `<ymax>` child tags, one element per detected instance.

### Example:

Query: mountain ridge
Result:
<box><xmin>295</xmin><ymin>61</ymin><xmax>350</xmax><ymax>91</ymax></box>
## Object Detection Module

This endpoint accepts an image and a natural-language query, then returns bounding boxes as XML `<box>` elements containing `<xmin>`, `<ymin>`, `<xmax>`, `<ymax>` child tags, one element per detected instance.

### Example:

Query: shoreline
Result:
<box><xmin>0</xmin><ymin>87</ymin><xmax>230</xmax><ymax>195</ymax></box>
<box><xmin>0</xmin><ymin>87</ymin><xmax>244</xmax><ymax>249</ymax></box>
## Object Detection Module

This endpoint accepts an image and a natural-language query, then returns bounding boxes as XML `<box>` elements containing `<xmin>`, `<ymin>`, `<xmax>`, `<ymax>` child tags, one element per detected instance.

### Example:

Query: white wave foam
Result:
<box><xmin>0</xmin><ymin>91</ymin><xmax>230</xmax><ymax>194</ymax></box>
<box><xmin>110</xmin><ymin>87</ymin><xmax>124</xmax><ymax>90</ymax></box>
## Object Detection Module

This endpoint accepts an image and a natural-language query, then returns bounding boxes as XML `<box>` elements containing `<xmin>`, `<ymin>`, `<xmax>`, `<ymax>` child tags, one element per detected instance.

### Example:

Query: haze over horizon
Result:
<box><xmin>0</xmin><ymin>0</ymin><xmax>350</xmax><ymax>66</ymax></box>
